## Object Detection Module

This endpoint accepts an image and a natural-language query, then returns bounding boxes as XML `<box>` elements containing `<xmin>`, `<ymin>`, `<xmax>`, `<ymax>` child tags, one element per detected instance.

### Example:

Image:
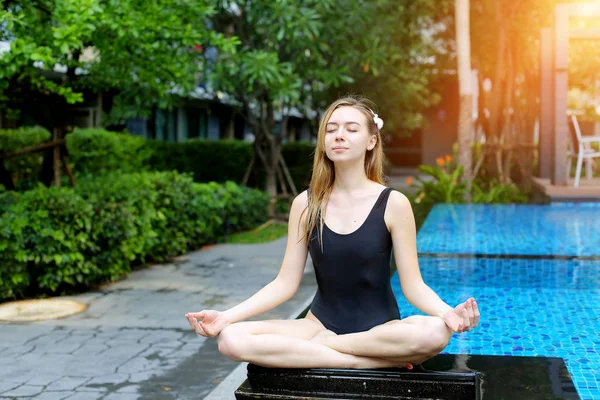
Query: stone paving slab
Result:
<box><xmin>0</xmin><ymin>236</ymin><xmax>317</xmax><ymax>399</ymax></box>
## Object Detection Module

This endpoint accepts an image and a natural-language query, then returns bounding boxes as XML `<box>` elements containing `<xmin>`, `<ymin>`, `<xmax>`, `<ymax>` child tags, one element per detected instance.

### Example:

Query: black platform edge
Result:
<box><xmin>235</xmin><ymin>363</ymin><xmax>480</xmax><ymax>400</ymax></box>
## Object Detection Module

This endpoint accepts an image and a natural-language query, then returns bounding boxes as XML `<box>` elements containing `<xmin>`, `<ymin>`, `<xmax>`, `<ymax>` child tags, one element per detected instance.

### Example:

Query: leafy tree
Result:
<box><xmin>0</xmin><ymin>0</ymin><xmax>235</xmax><ymax>184</ymax></box>
<box><xmin>208</xmin><ymin>0</ymin><xmax>450</xmax><ymax>212</ymax></box>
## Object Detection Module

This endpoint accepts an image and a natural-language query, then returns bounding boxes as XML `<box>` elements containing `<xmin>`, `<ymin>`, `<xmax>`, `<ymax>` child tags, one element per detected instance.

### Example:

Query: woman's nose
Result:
<box><xmin>335</xmin><ymin>127</ymin><xmax>345</xmax><ymax>139</ymax></box>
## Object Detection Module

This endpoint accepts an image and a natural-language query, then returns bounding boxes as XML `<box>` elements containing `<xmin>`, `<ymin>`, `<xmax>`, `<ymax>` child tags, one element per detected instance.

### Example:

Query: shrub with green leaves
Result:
<box><xmin>1</xmin><ymin>185</ymin><xmax>98</xmax><ymax>295</ymax></box>
<box><xmin>0</xmin><ymin>127</ymin><xmax>51</xmax><ymax>189</ymax></box>
<box><xmin>1</xmin><ymin>127</ymin><xmax>315</xmax><ymax>190</ymax></box>
<box><xmin>0</xmin><ymin>209</ymin><xmax>29</xmax><ymax>299</ymax></box>
<box><xmin>145</xmin><ymin>139</ymin><xmax>253</xmax><ymax>183</ymax></box>
<box><xmin>410</xmin><ymin>156</ymin><xmax>528</xmax><ymax>214</ymax></box>
<box><xmin>66</xmin><ymin>128</ymin><xmax>152</xmax><ymax>176</ymax></box>
<box><xmin>0</xmin><ymin>172</ymin><xmax>269</xmax><ymax>301</ymax></box>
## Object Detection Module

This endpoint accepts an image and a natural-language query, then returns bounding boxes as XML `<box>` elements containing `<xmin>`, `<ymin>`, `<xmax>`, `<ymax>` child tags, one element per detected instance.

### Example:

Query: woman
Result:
<box><xmin>185</xmin><ymin>96</ymin><xmax>480</xmax><ymax>369</ymax></box>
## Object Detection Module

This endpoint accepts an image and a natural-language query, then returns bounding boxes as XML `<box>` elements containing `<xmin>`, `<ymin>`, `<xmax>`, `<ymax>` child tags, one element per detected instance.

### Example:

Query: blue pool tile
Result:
<box><xmin>417</xmin><ymin>204</ymin><xmax>600</xmax><ymax>256</ymax></box>
<box><xmin>392</xmin><ymin>256</ymin><xmax>600</xmax><ymax>399</ymax></box>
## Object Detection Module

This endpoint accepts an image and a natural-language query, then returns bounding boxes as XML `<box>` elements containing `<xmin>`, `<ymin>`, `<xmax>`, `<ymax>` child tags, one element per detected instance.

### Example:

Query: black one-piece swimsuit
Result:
<box><xmin>308</xmin><ymin>188</ymin><xmax>401</xmax><ymax>335</ymax></box>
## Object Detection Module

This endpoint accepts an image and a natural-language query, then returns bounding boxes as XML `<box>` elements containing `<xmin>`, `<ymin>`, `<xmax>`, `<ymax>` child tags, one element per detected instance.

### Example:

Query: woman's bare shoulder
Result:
<box><xmin>288</xmin><ymin>190</ymin><xmax>309</xmax><ymax>223</ymax></box>
<box><xmin>292</xmin><ymin>190</ymin><xmax>309</xmax><ymax>209</ymax></box>
<box><xmin>386</xmin><ymin>190</ymin><xmax>413</xmax><ymax>218</ymax></box>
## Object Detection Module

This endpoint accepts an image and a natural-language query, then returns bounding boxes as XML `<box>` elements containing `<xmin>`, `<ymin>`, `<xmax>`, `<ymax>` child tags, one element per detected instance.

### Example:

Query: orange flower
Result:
<box><xmin>445</xmin><ymin>154</ymin><xmax>452</xmax><ymax>163</ymax></box>
<box><xmin>406</xmin><ymin>176</ymin><xmax>414</xmax><ymax>185</ymax></box>
<box><xmin>436</xmin><ymin>157</ymin><xmax>445</xmax><ymax>167</ymax></box>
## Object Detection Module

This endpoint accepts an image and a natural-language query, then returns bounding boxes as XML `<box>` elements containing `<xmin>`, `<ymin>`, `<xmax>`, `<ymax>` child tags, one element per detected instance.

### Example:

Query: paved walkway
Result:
<box><xmin>0</xmin><ymin>237</ymin><xmax>317</xmax><ymax>400</ymax></box>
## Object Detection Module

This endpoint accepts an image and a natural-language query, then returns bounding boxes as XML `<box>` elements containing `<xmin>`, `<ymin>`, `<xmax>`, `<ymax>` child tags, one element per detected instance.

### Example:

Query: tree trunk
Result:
<box><xmin>455</xmin><ymin>0</ymin><xmax>473</xmax><ymax>200</ymax></box>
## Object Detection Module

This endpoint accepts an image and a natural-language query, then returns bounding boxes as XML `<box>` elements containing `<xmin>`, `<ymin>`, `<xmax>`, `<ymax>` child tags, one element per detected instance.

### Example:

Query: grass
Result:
<box><xmin>227</xmin><ymin>221</ymin><xmax>289</xmax><ymax>244</ymax></box>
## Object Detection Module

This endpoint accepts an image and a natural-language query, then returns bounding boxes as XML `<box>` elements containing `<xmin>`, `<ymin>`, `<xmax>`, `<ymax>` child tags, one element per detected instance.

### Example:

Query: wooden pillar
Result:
<box><xmin>53</xmin><ymin>129</ymin><xmax>61</xmax><ymax>187</ymax></box>
<box><xmin>225</xmin><ymin>111</ymin><xmax>235</xmax><ymax>139</ymax></box>
<box><xmin>552</xmin><ymin>4</ymin><xmax>569</xmax><ymax>185</ymax></box>
<box><xmin>539</xmin><ymin>28</ymin><xmax>554</xmax><ymax>179</ymax></box>
<box><xmin>96</xmin><ymin>91</ymin><xmax>103</xmax><ymax>127</ymax></box>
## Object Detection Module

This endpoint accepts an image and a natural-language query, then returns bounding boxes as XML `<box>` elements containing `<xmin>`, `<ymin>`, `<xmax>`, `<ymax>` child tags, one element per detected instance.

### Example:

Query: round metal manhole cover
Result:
<box><xmin>0</xmin><ymin>299</ymin><xmax>87</xmax><ymax>322</ymax></box>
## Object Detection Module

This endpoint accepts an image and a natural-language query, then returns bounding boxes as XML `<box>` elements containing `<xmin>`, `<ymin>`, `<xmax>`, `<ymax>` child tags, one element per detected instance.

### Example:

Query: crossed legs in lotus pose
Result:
<box><xmin>216</xmin><ymin>312</ymin><xmax>452</xmax><ymax>369</ymax></box>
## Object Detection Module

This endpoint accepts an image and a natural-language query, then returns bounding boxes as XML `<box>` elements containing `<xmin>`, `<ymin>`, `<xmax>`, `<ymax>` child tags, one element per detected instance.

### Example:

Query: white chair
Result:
<box><xmin>566</xmin><ymin>113</ymin><xmax>600</xmax><ymax>187</ymax></box>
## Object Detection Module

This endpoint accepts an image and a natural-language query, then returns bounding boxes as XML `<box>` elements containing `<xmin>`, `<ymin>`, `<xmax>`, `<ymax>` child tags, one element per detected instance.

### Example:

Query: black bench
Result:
<box><xmin>234</xmin><ymin>353</ymin><xmax>579</xmax><ymax>399</ymax></box>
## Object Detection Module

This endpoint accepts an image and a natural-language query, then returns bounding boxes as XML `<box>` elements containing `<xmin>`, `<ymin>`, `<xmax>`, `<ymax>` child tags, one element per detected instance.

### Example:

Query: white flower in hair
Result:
<box><xmin>372</xmin><ymin>113</ymin><xmax>384</xmax><ymax>130</ymax></box>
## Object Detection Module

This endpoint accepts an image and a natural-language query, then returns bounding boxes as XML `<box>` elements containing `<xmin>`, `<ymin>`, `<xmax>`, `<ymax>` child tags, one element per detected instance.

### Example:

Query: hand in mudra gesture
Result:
<box><xmin>185</xmin><ymin>310</ymin><xmax>230</xmax><ymax>337</ymax></box>
<box><xmin>442</xmin><ymin>298</ymin><xmax>480</xmax><ymax>333</ymax></box>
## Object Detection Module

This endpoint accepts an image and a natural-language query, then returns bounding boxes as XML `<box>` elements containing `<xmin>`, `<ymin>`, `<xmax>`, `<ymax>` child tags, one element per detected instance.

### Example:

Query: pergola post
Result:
<box><xmin>546</xmin><ymin>2</ymin><xmax>600</xmax><ymax>186</ymax></box>
<box><xmin>553</xmin><ymin>4</ymin><xmax>569</xmax><ymax>185</ymax></box>
<box><xmin>539</xmin><ymin>28</ymin><xmax>554</xmax><ymax>180</ymax></box>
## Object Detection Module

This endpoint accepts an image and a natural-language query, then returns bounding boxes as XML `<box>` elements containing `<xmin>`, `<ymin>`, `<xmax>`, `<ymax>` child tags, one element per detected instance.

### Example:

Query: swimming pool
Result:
<box><xmin>391</xmin><ymin>203</ymin><xmax>600</xmax><ymax>400</ymax></box>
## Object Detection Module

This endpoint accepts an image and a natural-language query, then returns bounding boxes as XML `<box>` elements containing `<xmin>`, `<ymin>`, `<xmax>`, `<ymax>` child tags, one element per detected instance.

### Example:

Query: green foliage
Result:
<box><xmin>0</xmin><ymin>128</ymin><xmax>315</xmax><ymax>190</ymax></box>
<box><xmin>332</xmin><ymin>0</ymin><xmax>452</xmax><ymax>134</ymax></box>
<box><xmin>471</xmin><ymin>180</ymin><xmax>528</xmax><ymax>204</ymax></box>
<box><xmin>416</xmin><ymin>164</ymin><xmax>468</xmax><ymax>204</ymax></box>
<box><xmin>0</xmin><ymin>172</ymin><xmax>269</xmax><ymax>301</ymax></box>
<box><xmin>66</xmin><ymin>128</ymin><xmax>152</xmax><ymax>175</ymax></box>
<box><xmin>2</xmin><ymin>185</ymin><xmax>98</xmax><ymax>294</ymax></box>
<box><xmin>0</xmin><ymin>127</ymin><xmax>51</xmax><ymax>189</ymax></box>
<box><xmin>0</xmin><ymin>0</ymin><xmax>236</xmax><ymax>121</ymax></box>
<box><xmin>0</xmin><ymin>208</ymin><xmax>29</xmax><ymax>299</ymax></box>
<box><xmin>146</xmin><ymin>139</ymin><xmax>253</xmax><ymax>183</ymax></box>
<box><xmin>412</xmin><ymin>161</ymin><xmax>528</xmax><ymax>210</ymax></box>
<box><xmin>281</xmin><ymin>142</ymin><xmax>315</xmax><ymax>191</ymax></box>
<box><xmin>210</xmin><ymin>0</ymin><xmax>447</xmax><ymax>135</ymax></box>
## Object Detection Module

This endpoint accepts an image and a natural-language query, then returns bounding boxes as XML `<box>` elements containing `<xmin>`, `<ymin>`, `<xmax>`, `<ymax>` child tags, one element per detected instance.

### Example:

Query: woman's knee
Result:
<box><xmin>217</xmin><ymin>324</ymin><xmax>249</xmax><ymax>361</ymax></box>
<box><xmin>413</xmin><ymin>317</ymin><xmax>451</xmax><ymax>356</ymax></box>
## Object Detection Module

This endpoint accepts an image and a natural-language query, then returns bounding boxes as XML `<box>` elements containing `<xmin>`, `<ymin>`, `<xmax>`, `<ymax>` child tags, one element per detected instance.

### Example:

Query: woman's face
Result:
<box><xmin>324</xmin><ymin>106</ymin><xmax>376</xmax><ymax>164</ymax></box>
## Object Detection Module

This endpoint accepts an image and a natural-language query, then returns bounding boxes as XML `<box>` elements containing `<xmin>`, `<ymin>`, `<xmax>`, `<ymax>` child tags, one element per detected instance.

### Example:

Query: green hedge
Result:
<box><xmin>0</xmin><ymin>127</ymin><xmax>315</xmax><ymax>190</ymax></box>
<box><xmin>281</xmin><ymin>142</ymin><xmax>315</xmax><ymax>192</ymax></box>
<box><xmin>146</xmin><ymin>139</ymin><xmax>253</xmax><ymax>183</ymax></box>
<box><xmin>0</xmin><ymin>127</ymin><xmax>51</xmax><ymax>190</ymax></box>
<box><xmin>0</xmin><ymin>171</ymin><xmax>269</xmax><ymax>301</ymax></box>
<box><xmin>66</xmin><ymin>128</ymin><xmax>152</xmax><ymax>176</ymax></box>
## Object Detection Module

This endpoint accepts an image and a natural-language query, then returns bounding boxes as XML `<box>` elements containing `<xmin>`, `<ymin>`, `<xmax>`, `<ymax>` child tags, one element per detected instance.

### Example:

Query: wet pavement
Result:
<box><xmin>0</xmin><ymin>237</ymin><xmax>317</xmax><ymax>400</ymax></box>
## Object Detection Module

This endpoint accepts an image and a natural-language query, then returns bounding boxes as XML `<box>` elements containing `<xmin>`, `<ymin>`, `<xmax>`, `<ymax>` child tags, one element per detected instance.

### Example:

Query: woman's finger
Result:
<box><xmin>187</xmin><ymin>311</ymin><xmax>205</xmax><ymax>320</ymax></box>
<box><xmin>200</xmin><ymin>322</ymin><xmax>215</xmax><ymax>337</ymax></box>
<box><xmin>466</xmin><ymin>300</ymin><xmax>475</xmax><ymax>326</ymax></box>
<box><xmin>472</xmin><ymin>300</ymin><xmax>480</xmax><ymax>327</ymax></box>
<box><xmin>462</xmin><ymin>308</ymin><xmax>470</xmax><ymax>331</ymax></box>
<box><xmin>187</xmin><ymin>316</ymin><xmax>208</xmax><ymax>336</ymax></box>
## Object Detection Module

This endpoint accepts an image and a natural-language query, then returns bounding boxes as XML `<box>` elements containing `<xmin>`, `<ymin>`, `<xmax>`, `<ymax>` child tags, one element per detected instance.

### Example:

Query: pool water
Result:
<box><xmin>391</xmin><ymin>204</ymin><xmax>600</xmax><ymax>400</ymax></box>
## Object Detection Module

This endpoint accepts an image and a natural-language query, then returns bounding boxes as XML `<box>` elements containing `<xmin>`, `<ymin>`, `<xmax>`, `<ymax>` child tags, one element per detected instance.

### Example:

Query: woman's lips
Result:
<box><xmin>332</xmin><ymin>147</ymin><xmax>348</xmax><ymax>152</ymax></box>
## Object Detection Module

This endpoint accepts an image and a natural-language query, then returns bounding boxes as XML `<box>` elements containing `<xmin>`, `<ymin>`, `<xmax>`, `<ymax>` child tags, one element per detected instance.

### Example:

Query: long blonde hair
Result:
<box><xmin>302</xmin><ymin>96</ymin><xmax>386</xmax><ymax>248</ymax></box>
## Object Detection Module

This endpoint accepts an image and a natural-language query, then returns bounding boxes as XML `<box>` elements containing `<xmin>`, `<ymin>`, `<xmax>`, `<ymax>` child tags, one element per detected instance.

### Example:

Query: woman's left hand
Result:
<box><xmin>442</xmin><ymin>298</ymin><xmax>480</xmax><ymax>333</ymax></box>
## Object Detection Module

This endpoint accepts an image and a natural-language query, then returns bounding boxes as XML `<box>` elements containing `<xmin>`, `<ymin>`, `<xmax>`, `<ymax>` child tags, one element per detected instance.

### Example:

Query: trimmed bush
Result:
<box><xmin>0</xmin><ymin>172</ymin><xmax>269</xmax><ymax>301</ymax></box>
<box><xmin>145</xmin><ymin>139</ymin><xmax>254</xmax><ymax>183</ymax></box>
<box><xmin>1</xmin><ymin>127</ymin><xmax>315</xmax><ymax>193</ymax></box>
<box><xmin>0</xmin><ymin>185</ymin><xmax>98</xmax><ymax>295</ymax></box>
<box><xmin>66</xmin><ymin>128</ymin><xmax>152</xmax><ymax>176</ymax></box>
<box><xmin>281</xmin><ymin>142</ymin><xmax>315</xmax><ymax>191</ymax></box>
<box><xmin>0</xmin><ymin>209</ymin><xmax>29</xmax><ymax>299</ymax></box>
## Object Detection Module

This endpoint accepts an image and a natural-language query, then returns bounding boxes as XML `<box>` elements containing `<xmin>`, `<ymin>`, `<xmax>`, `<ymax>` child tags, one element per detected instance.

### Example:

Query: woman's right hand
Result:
<box><xmin>185</xmin><ymin>310</ymin><xmax>231</xmax><ymax>337</ymax></box>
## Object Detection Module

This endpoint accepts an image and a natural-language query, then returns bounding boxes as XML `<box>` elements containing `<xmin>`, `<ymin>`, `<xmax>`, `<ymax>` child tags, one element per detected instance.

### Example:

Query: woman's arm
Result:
<box><xmin>385</xmin><ymin>191</ymin><xmax>453</xmax><ymax>318</ymax></box>
<box><xmin>220</xmin><ymin>190</ymin><xmax>310</xmax><ymax>324</ymax></box>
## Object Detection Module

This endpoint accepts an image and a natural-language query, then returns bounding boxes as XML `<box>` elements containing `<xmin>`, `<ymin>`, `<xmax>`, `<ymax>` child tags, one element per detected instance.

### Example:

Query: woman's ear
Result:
<box><xmin>367</xmin><ymin>135</ymin><xmax>377</xmax><ymax>151</ymax></box>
